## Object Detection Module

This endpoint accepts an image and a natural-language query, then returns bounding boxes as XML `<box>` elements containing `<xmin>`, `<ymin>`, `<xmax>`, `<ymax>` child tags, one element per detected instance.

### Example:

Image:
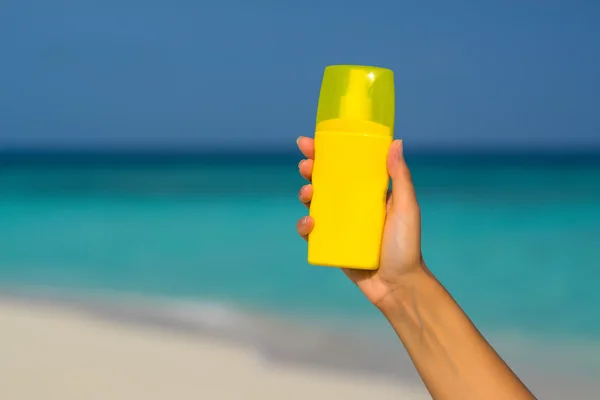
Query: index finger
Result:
<box><xmin>297</xmin><ymin>136</ymin><xmax>315</xmax><ymax>160</ymax></box>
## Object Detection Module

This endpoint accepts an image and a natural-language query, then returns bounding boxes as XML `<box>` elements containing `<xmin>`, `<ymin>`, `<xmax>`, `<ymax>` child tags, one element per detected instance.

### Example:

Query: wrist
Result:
<box><xmin>376</xmin><ymin>264</ymin><xmax>435</xmax><ymax>318</ymax></box>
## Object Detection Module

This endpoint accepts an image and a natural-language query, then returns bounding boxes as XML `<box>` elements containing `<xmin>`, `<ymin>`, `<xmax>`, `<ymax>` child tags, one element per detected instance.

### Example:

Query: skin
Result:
<box><xmin>296</xmin><ymin>137</ymin><xmax>536</xmax><ymax>400</ymax></box>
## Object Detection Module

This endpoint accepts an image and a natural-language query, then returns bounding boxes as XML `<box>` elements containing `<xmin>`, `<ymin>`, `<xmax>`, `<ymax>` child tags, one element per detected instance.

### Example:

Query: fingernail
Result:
<box><xmin>301</xmin><ymin>216</ymin><xmax>308</xmax><ymax>225</ymax></box>
<box><xmin>397</xmin><ymin>139</ymin><xmax>403</xmax><ymax>160</ymax></box>
<box><xmin>296</xmin><ymin>136</ymin><xmax>304</xmax><ymax>145</ymax></box>
<box><xmin>298</xmin><ymin>185</ymin><xmax>305</xmax><ymax>196</ymax></box>
<box><xmin>298</xmin><ymin>159</ymin><xmax>305</xmax><ymax>168</ymax></box>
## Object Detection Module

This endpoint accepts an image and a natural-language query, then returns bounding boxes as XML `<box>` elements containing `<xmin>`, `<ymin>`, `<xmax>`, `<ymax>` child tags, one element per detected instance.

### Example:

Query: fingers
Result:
<box><xmin>298</xmin><ymin>184</ymin><xmax>313</xmax><ymax>208</ymax></box>
<box><xmin>387</xmin><ymin>139</ymin><xmax>419</xmax><ymax>217</ymax></box>
<box><xmin>297</xmin><ymin>136</ymin><xmax>315</xmax><ymax>160</ymax></box>
<box><xmin>296</xmin><ymin>216</ymin><xmax>314</xmax><ymax>241</ymax></box>
<box><xmin>297</xmin><ymin>138</ymin><xmax>315</xmax><ymax>240</ymax></box>
<box><xmin>298</xmin><ymin>159</ymin><xmax>313</xmax><ymax>181</ymax></box>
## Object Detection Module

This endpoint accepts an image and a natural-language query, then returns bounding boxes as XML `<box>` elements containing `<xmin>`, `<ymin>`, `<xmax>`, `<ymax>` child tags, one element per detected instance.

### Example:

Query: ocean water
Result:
<box><xmin>1</xmin><ymin>151</ymin><xmax>600</xmax><ymax>394</ymax></box>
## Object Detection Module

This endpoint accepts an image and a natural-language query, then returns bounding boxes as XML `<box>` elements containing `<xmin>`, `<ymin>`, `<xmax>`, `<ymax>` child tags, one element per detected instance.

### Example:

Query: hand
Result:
<box><xmin>296</xmin><ymin>137</ymin><xmax>427</xmax><ymax>311</ymax></box>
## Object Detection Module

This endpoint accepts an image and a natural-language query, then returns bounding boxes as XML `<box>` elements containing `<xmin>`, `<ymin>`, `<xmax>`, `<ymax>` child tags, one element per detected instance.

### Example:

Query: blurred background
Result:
<box><xmin>1</xmin><ymin>1</ymin><xmax>599</xmax><ymax>399</ymax></box>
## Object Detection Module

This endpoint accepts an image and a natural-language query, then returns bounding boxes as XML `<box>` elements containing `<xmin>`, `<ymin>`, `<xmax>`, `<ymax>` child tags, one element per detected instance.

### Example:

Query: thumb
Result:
<box><xmin>387</xmin><ymin>139</ymin><xmax>419</xmax><ymax>216</ymax></box>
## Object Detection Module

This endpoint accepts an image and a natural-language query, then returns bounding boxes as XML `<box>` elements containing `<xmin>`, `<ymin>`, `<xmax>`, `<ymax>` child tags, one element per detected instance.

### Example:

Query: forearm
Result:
<box><xmin>380</xmin><ymin>267</ymin><xmax>535</xmax><ymax>400</ymax></box>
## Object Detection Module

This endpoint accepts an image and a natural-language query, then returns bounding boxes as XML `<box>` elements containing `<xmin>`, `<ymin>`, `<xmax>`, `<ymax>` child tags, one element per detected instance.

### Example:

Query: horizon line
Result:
<box><xmin>2</xmin><ymin>147</ymin><xmax>600</xmax><ymax>167</ymax></box>
<box><xmin>2</xmin><ymin>147</ymin><xmax>600</xmax><ymax>156</ymax></box>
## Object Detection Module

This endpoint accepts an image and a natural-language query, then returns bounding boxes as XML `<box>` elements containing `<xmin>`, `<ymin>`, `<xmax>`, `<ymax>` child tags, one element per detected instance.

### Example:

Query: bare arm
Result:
<box><xmin>379</xmin><ymin>266</ymin><xmax>535</xmax><ymax>400</ymax></box>
<box><xmin>296</xmin><ymin>136</ymin><xmax>534</xmax><ymax>399</ymax></box>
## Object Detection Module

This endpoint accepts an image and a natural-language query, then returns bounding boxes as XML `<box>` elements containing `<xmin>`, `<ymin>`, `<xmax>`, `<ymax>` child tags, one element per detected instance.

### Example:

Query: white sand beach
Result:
<box><xmin>0</xmin><ymin>299</ymin><xmax>429</xmax><ymax>400</ymax></box>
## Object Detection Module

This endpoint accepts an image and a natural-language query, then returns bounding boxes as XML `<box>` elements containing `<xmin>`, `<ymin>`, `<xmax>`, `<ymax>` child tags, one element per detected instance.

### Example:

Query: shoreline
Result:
<box><xmin>0</xmin><ymin>288</ymin><xmax>423</xmax><ymax>382</ymax></box>
<box><xmin>0</xmin><ymin>289</ymin><xmax>599</xmax><ymax>399</ymax></box>
<box><xmin>0</xmin><ymin>291</ymin><xmax>427</xmax><ymax>400</ymax></box>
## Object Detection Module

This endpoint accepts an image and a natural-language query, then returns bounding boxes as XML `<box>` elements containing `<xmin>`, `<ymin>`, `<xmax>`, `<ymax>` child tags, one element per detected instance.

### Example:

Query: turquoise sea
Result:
<box><xmin>1</xmin><ymin>151</ymin><xmax>600</xmax><ymax>396</ymax></box>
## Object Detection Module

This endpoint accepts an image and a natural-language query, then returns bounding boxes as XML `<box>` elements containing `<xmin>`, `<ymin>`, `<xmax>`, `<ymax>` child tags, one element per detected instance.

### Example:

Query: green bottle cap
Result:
<box><xmin>316</xmin><ymin>65</ymin><xmax>395</xmax><ymax>133</ymax></box>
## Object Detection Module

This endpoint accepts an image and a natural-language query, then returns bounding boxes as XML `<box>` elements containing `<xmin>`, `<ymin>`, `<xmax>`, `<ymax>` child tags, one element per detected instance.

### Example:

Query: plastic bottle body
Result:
<box><xmin>308</xmin><ymin>65</ymin><xmax>394</xmax><ymax>270</ymax></box>
<box><xmin>308</xmin><ymin>122</ymin><xmax>391</xmax><ymax>270</ymax></box>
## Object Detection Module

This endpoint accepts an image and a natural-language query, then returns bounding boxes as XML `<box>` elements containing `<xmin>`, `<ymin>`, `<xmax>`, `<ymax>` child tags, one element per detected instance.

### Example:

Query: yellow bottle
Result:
<box><xmin>308</xmin><ymin>65</ymin><xmax>395</xmax><ymax>270</ymax></box>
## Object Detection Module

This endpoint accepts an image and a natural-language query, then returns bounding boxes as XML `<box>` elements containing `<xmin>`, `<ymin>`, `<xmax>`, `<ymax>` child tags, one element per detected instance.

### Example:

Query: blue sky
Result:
<box><xmin>1</xmin><ymin>0</ymin><xmax>599</xmax><ymax>150</ymax></box>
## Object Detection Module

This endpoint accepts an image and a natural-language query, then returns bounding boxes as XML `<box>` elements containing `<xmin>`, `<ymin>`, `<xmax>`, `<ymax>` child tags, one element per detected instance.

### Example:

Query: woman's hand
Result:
<box><xmin>296</xmin><ymin>136</ymin><xmax>427</xmax><ymax>311</ymax></box>
<box><xmin>298</xmin><ymin>136</ymin><xmax>536</xmax><ymax>399</ymax></box>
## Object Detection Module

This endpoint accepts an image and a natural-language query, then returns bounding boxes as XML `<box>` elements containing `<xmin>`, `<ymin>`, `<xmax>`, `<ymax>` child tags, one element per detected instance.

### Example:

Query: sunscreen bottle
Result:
<box><xmin>308</xmin><ymin>65</ymin><xmax>395</xmax><ymax>270</ymax></box>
